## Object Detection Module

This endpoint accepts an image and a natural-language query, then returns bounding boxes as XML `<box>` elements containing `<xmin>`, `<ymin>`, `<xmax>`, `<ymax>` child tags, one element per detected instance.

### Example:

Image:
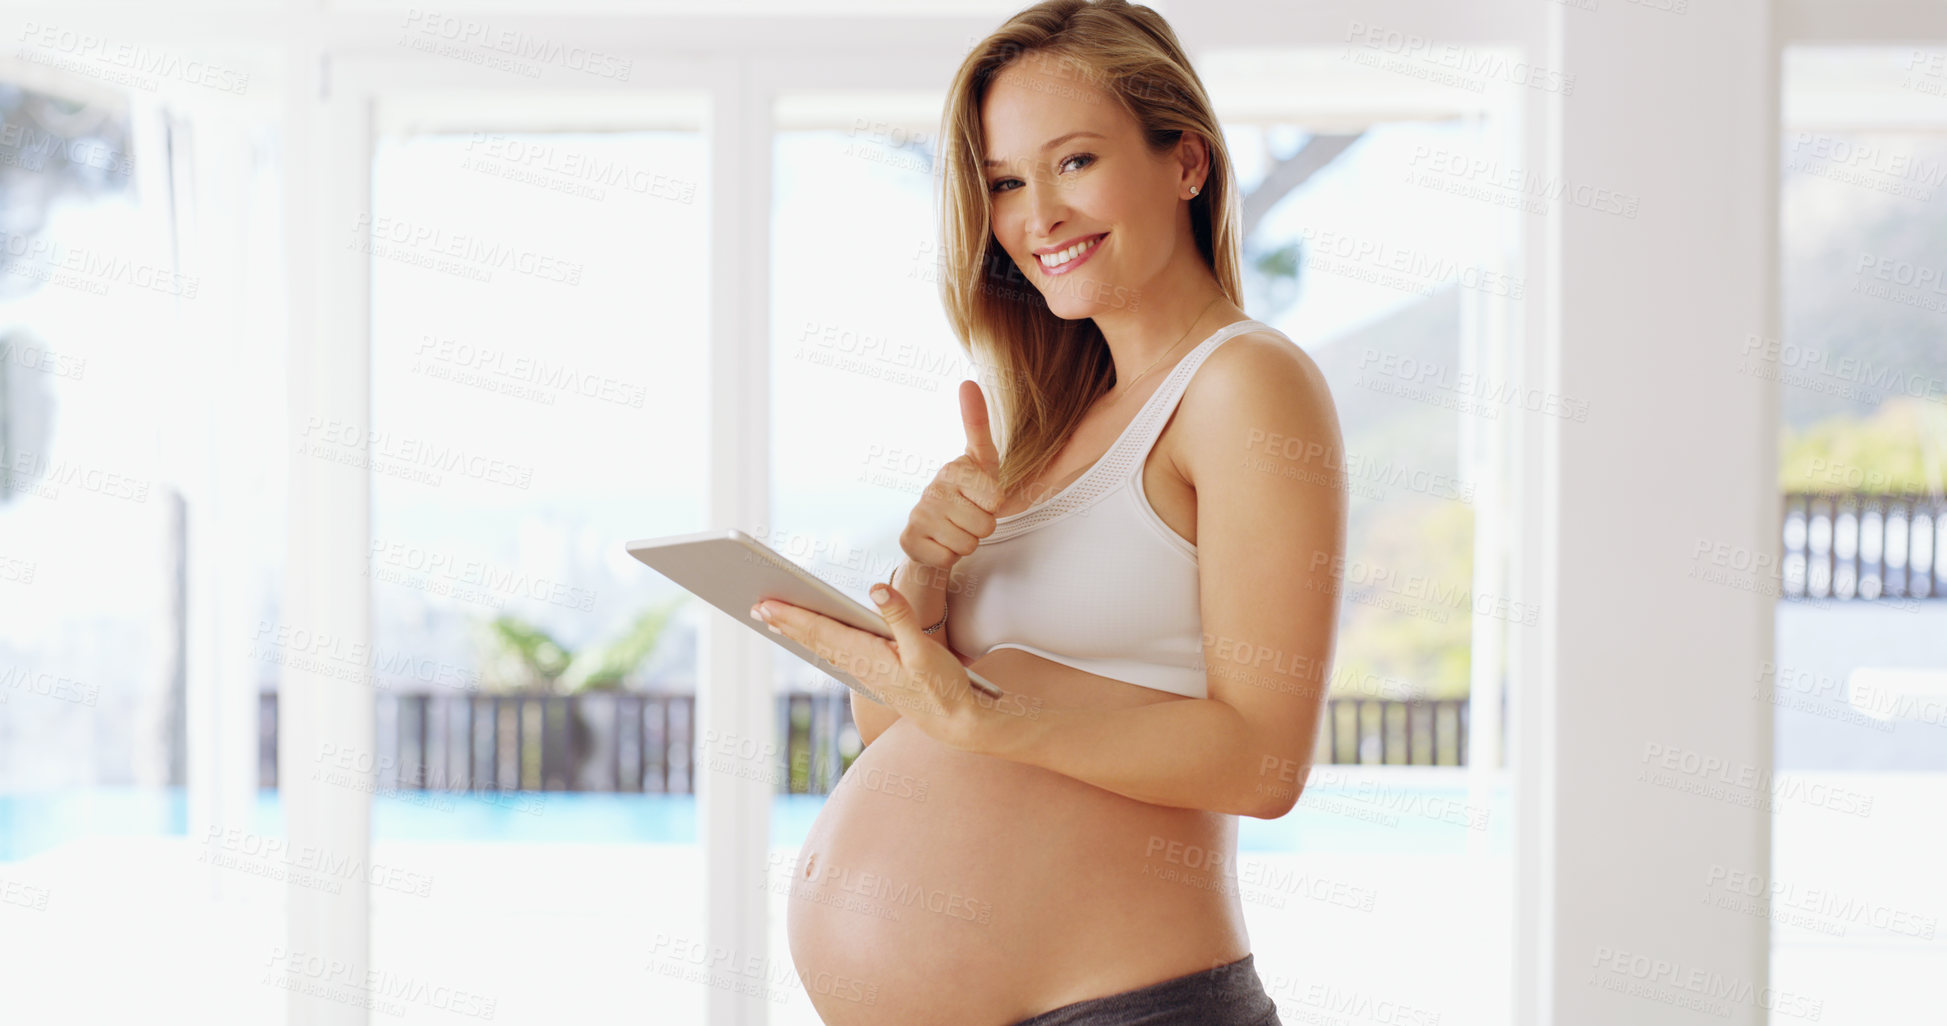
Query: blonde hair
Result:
<box><xmin>936</xmin><ymin>0</ymin><xmax>1243</xmax><ymax>501</ymax></box>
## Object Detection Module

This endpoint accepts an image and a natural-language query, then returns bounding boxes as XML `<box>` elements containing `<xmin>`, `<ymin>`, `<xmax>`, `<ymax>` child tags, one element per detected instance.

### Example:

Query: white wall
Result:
<box><xmin>1522</xmin><ymin>3</ymin><xmax>1777</xmax><ymax>1023</ymax></box>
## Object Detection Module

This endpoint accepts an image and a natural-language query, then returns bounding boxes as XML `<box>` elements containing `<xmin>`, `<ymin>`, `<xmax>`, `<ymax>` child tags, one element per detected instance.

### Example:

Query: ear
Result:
<box><xmin>1175</xmin><ymin>131</ymin><xmax>1211</xmax><ymax>195</ymax></box>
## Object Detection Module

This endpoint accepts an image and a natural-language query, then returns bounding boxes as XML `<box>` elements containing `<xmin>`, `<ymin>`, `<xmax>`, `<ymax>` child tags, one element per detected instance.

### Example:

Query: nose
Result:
<box><xmin>1024</xmin><ymin>174</ymin><xmax>1066</xmax><ymax>246</ymax></box>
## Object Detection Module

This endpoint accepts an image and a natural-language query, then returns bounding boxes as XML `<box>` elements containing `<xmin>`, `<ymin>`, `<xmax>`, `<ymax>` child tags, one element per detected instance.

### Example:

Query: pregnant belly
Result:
<box><xmin>785</xmin><ymin>650</ymin><xmax>1251</xmax><ymax>1026</ymax></box>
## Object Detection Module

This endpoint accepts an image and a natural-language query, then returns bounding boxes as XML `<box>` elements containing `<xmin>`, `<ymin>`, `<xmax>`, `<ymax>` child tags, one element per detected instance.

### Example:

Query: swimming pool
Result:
<box><xmin>0</xmin><ymin>777</ymin><xmax>1510</xmax><ymax>862</ymax></box>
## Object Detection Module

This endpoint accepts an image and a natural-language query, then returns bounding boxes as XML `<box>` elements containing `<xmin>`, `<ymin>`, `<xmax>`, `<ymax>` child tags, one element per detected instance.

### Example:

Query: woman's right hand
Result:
<box><xmin>898</xmin><ymin>380</ymin><xmax>1004</xmax><ymax>584</ymax></box>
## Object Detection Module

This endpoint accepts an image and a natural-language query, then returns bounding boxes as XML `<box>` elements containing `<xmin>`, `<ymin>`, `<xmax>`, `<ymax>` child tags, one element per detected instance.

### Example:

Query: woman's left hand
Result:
<box><xmin>751</xmin><ymin>583</ymin><xmax>986</xmax><ymax>751</ymax></box>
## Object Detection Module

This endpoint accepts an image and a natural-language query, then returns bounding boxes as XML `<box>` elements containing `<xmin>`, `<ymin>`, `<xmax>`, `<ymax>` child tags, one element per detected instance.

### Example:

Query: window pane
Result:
<box><xmin>1</xmin><ymin>76</ymin><xmax>289</xmax><ymax>1021</ymax></box>
<box><xmin>1770</xmin><ymin>45</ymin><xmax>1947</xmax><ymax>1021</ymax></box>
<box><xmin>366</xmin><ymin>114</ymin><xmax>710</xmax><ymax>1019</ymax></box>
<box><xmin>0</xmin><ymin>86</ymin><xmax>173</xmax><ymax>843</ymax></box>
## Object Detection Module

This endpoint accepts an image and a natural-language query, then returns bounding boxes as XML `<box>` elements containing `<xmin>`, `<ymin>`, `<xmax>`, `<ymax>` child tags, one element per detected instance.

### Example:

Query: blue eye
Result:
<box><xmin>988</xmin><ymin>153</ymin><xmax>1095</xmax><ymax>194</ymax></box>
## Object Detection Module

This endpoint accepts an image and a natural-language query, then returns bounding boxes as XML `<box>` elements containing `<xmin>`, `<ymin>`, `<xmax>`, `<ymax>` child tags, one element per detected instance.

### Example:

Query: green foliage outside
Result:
<box><xmin>1328</xmin><ymin>497</ymin><xmax>1476</xmax><ymax>702</ymax></box>
<box><xmin>473</xmin><ymin>595</ymin><xmax>688</xmax><ymax>694</ymax></box>
<box><xmin>1780</xmin><ymin>397</ymin><xmax>1947</xmax><ymax>493</ymax></box>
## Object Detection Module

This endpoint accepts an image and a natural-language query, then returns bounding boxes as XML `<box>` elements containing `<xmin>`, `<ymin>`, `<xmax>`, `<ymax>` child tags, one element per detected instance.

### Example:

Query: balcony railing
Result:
<box><xmin>259</xmin><ymin>690</ymin><xmax>697</xmax><ymax>793</ymax></box>
<box><xmin>258</xmin><ymin>688</ymin><xmax>1470</xmax><ymax>795</ymax></box>
<box><xmin>1782</xmin><ymin>492</ymin><xmax>1945</xmax><ymax>601</ymax></box>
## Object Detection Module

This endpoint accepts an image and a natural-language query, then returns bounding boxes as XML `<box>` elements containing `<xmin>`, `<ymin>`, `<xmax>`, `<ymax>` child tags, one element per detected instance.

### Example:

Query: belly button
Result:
<box><xmin>803</xmin><ymin>852</ymin><xmax>818</xmax><ymax>880</ymax></box>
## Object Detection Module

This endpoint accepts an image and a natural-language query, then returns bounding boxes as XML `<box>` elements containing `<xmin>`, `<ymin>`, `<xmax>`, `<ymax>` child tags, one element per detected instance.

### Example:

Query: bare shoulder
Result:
<box><xmin>1197</xmin><ymin>328</ymin><xmax>1330</xmax><ymax>396</ymax></box>
<box><xmin>1171</xmin><ymin>328</ymin><xmax>1342</xmax><ymax>483</ymax></box>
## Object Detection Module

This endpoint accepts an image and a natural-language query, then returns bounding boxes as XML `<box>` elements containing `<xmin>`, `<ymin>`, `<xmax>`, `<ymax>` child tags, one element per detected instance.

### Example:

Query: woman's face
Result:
<box><xmin>979</xmin><ymin>58</ymin><xmax>1200</xmax><ymax>319</ymax></box>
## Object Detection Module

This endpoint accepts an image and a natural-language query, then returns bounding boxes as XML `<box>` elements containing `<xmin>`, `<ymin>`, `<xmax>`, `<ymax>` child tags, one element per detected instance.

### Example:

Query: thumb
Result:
<box><xmin>960</xmin><ymin>379</ymin><xmax>1000</xmax><ymax>471</ymax></box>
<box><xmin>869</xmin><ymin>581</ymin><xmax>928</xmax><ymax>658</ymax></box>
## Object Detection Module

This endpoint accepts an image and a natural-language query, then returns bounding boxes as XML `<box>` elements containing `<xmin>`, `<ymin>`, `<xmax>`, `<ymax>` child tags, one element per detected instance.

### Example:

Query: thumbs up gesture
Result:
<box><xmin>898</xmin><ymin>380</ymin><xmax>1004</xmax><ymax>584</ymax></box>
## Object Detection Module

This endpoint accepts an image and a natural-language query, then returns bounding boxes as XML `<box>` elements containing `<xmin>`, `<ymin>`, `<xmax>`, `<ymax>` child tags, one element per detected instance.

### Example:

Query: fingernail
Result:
<box><xmin>870</xmin><ymin>584</ymin><xmax>890</xmax><ymax>606</ymax></box>
<box><xmin>749</xmin><ymin>604</ymin><xmax>764</xmax><ymax>621</ymax></box>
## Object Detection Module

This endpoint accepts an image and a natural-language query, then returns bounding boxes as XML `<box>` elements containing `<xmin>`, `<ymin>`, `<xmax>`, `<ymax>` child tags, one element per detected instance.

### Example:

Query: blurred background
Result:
<box><xmin>0</xmin><ymin>2</ymin><xmax>1941</xmax><ymax>1024</ymax></box>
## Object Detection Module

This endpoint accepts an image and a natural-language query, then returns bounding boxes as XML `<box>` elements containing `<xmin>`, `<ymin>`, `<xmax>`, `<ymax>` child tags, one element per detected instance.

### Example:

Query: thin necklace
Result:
<box><xmin>1104</xmin><ymin>292</ymin><xmax>1224</xmax><ymax>407</ymax></box>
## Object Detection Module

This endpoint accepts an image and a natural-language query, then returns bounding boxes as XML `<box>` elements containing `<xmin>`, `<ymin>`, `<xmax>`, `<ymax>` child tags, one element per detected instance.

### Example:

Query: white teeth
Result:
<box><xmin>1039</xmin><ymin>234</ymin><xmax>1101</xmax><ymax>268</ymax></box>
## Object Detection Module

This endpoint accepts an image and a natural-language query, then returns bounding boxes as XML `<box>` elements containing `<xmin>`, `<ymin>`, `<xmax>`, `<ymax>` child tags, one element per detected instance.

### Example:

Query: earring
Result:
<box><xmin>1189</xmin><ymin>185</ymin><xmax>1199</xmax><ymax>197</ymax></box>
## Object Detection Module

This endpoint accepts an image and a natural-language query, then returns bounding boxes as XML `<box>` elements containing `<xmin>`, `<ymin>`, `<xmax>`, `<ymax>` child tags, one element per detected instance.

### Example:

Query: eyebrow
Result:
<box><xmin>982</xmin><ymin>130</ymin><xmax>1104</xmax><ymax>169</ymax></box>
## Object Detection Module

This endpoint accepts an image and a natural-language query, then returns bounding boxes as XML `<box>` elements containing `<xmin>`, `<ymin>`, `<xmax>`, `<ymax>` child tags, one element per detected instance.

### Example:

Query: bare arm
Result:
<box><xmin>964</xmin><ymin>337</ymin><xmax>1347</xmax><ymax>819</ymax></box>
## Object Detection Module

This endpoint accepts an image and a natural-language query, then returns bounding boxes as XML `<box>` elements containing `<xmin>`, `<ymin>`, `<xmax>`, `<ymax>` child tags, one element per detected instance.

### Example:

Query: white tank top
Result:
<box><xmin>948</xmin><ymin>318</ymin><xmax>1275</xmax><ymax>700</ymax></box>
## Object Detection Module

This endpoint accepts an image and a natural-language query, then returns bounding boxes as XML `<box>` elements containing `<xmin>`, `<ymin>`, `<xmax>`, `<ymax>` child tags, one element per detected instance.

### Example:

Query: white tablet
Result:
<box><xmin>625</xmin><ymin>528</ymin><xmax>1003</xmax><ymax>704</ymax></box>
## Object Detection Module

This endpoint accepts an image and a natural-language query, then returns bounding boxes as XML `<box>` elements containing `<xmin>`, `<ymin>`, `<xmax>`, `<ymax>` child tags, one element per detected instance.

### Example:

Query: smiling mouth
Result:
<box><xmin>1037</xmin><ymin>233</ymin><xmax>1106</xmax><ymax>275</ymax></box>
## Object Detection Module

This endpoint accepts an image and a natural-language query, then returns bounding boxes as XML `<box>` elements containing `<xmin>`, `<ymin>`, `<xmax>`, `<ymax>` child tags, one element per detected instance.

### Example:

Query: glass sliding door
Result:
<box><xmin>360</xmin><ymin>93</ymin><xmax>713</xmax><ymax>1021</ymax></box>
<box><xmin>1767</xmin><ymin>45</ymin><xmax>1947</xmax><ymax>1021</ymax></box>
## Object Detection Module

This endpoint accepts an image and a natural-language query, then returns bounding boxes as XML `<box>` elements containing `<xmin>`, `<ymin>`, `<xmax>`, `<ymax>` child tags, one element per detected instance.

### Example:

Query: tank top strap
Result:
<box><xmin>1111</xmin><ymin>318</ymin><xmax>1268</xmax><ymax>477</ymax></box>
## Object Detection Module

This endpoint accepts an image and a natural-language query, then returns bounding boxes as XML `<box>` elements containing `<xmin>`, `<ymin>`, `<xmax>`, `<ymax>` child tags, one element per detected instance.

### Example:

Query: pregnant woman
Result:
<box><xmin>751</xmin><ymin>1</ymin><xmax>1346</xmax><ymax>1023</ymax></box>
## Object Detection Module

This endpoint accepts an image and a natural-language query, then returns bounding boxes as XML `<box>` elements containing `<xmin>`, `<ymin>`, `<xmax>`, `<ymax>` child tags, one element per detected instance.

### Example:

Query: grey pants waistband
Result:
<box><xmin>1007</xmin><ymin>953</ymin><xmax>1282</xmax><ymax>1026</ymax></box>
